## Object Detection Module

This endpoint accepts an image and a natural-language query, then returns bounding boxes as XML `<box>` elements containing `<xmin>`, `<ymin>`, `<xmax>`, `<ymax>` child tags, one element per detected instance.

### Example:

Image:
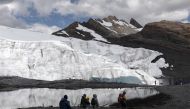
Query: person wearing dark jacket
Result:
<box><xmin>80</xmin><ymin>94</ymin><xmax>86</xmax><ymax>108</ymax></box>
<box><xmin>91</xmin><ymin>94</ymin><xmax>99</xmax><ymax>109</ymax></box>
<box><xmin>86</xmin><ymin>97</ymin><xmax>90</xmax><ymax>109</ymax></box>
<box><xmin>59</xmin><ymin>95</ymin><xmax>71</xmax><ymax>109</ymax></box>
<box><xmin>118</xmin><ymin>91</ymin><xmax>127</xmax><ymax>108</ymax></box>
<box><xmin>80</xmin><ymin>94</ymin><xmax>90</xmax><ymax>109</ymax></box>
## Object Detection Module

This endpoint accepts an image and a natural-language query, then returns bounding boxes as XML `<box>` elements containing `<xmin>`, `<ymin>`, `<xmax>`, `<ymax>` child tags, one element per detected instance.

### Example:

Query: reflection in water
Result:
<box><xmin>0</xmin><ymin>87</ymin><xmax>158</xmax><ymax>109</ymax></box>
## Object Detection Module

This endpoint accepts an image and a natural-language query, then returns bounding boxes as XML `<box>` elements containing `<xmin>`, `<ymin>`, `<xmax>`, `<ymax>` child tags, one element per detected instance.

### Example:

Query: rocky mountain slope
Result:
<box><xmin>107</xmin><ymin>21</ymin><xmax>190</xmax><ymax>83</ymax></box>
<box><xmin>52</xmin><ymin>16</ymin><xmax>190</xmax><ymax>84</ymax></box>
<box><xmin>52</xmin><ymin>16</ymin><xmax>141</xmax><ymax>40</ymax></box>
<box><xmin>141</xmin><ymin>21</ymin><xmax>190</xmax><ymax>47</ymax></box>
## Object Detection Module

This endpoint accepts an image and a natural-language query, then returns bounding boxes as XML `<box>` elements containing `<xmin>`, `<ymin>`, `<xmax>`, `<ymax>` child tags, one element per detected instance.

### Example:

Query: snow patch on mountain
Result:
<box><xmin>98</xmin><ymin>20</ymin><xmax>113</xmax><ymax>27</ymax></box>
<box><xmin>113</xmin><ymin>20</ymin><xmax>127</xmax><ymax>26</ymax></box>
<box><xmin>76</xmin><ymin>24</ymin><xmax>108</xmax><ymax>42</ymax></box>
<box><xmin>55</xmin><ymin>31</ymin><xmax>69</xmax><ymax>36</ymax></box>
<box><xmin>61</xmin><ymin>30</ymin><xmax>69</xmax><ymax>36</ymax></box>
<box><xmin>96</xmin><ymin>18</ymin><xmax>139</xmax><ymax>35</ymax></box>
<box><xmin>76</xmin><ymin>31</ymin><xmax>85</xmax><ymax>37</ymax></box>
<box><xmin>135</xmin><ymin>28</ymin><xmax>143</xmax><ymax>31</ymax></box>
<box><xmin>129</xmin><ymin>24</ymin><xmax>138</xmax><ymax>29</ymax></box>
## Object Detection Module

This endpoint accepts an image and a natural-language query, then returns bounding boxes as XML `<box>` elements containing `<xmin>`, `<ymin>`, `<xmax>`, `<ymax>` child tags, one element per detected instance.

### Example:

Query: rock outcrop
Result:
<box><xmin>141</xmin><ymin>21</ymin><xmax>190</xmax><ymax>48</ymax></box>
<box><xmin>130</xmin><ymin>18</ymin><xmax>143</xmax><ymax>28</ymax></box>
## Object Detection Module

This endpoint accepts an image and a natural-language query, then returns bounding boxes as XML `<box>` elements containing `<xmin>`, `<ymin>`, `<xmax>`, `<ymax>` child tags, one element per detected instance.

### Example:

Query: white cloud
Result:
<box><xmin>0</xmin><ymin>5</ymin><xmax>26</xmax><ymax>28</ymax></box>
<box><xmin>0</xmin><ymin>0</ymin><xmax>14</xmax><ymax>4</ymax></box>
<box><xmin>139</xmin><ymin>9</ymin><xmax>189</xmax><ymax>25</ymax></box>
<box><xmin>28</xmin><ymin>0</ymin><xmax>190</xmax><ymax>25</ymax></box>
<box><xmin>0</xmin><ymin>0</ymin><xmax>189</xmax><ymax>28</ymax></box>
<box><xmin>8</xmin><ymin>0</ymin><xmax>31</xmax><ymax>16</ymax></box>
<box><xmin>28</xmin><ymin>23</ymin><xmax>61</xmax><ymax>34</ymax></box>
<box><xmin>28</xmin><ymin>0</ymin><xmax>59</xmax><ymax>16</ymax></box>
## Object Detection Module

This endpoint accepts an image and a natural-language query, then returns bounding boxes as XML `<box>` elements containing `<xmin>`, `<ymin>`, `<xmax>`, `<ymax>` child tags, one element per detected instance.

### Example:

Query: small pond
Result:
<box><xmin>0</xmin><ymin>87</ymin><xmax>158</xmax><ymax>109</ymax></box>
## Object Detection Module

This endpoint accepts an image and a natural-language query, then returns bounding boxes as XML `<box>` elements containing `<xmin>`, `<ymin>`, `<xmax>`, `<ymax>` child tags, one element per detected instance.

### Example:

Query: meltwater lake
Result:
<box><xmin>0</xmin><ymin>87</ymin><xmax>158</xmax><ymax>109</ymax></box>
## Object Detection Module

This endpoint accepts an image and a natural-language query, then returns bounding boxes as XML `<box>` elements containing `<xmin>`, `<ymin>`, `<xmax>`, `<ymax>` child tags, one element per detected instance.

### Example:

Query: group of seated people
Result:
<box><xmin>59</xmin><ymin>94</ymin><xmax>99</xmax><ymax>109</ymax></box>
<box><xmin>59</xmin><ymin>91</ymin><xmax>127</xmax><ymax>109</ymax></box>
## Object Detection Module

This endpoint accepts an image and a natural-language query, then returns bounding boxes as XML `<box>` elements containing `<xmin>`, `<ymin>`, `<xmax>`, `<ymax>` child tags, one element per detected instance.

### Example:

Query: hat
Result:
<box><xmin>123</xmin><ymin>91</ymin><xmax>126</xmax><ymax>95</ymax></box>
<box><xmin>64</xmin><ymin>95</ymin><xmax>68</xmax><ymax>99</ymax></box>
<box><xmin>93</xmin><ymin>94</ymin><xmax>97</xmax><ymax>98</ymax></box>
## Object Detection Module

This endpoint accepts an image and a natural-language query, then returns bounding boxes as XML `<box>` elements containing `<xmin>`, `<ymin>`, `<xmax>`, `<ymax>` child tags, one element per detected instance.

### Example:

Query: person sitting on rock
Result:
<box><xmin>86</xmin><ymin>97</ymin><xmax>90</xmax><ymax>109</ymax></box>
<box><xmin>80</xmin><ymin>94</ymin><xmax>90</xmax><ymax>109</ymax></box>
<box><xmin>91</xmin><ymin>94</ymin><xmax>99</xmax><ymax>109</ymax></box>
<box><xmin>59</xmin><ymin>95</ymin><xmax>71</xmax><ymax>109</ymax></box>
<box><xmin>118</xmin><ymin>91</ymin><xmax>127</xmax><ymax>108</ymax></box>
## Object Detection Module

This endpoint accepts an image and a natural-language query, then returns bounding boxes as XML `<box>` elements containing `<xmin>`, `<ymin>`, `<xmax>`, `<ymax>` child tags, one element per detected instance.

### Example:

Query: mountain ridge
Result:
<box><xmin>52</xmin><ymin>16</ymin><xmax>190</xmax><ymax>83</ymax></box>
<box><xmin>52</xmin><ymin>16</ymin><xmax>141</xmax><ymax>40</ymax></box>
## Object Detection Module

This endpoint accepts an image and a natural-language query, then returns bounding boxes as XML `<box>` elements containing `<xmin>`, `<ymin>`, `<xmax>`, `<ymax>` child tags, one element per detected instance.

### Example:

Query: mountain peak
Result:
<box><xmin>52</xmin><ymin>16</ymin><xmax>142</xmax><ymax>41</ymax></box>
<box><xmin>130</xmin><ymin>18</ymin><xmax>143</xmax><ymax>28</ymax></box>
<box><xmin>103</xmin><ymin>15</ymin><xmax>118</xmax><ymax>22</ymax></box>
<box><xmin>98</xmin><ymin>16</ymin><xmax>140</xmax><ymax>36</ymax></box>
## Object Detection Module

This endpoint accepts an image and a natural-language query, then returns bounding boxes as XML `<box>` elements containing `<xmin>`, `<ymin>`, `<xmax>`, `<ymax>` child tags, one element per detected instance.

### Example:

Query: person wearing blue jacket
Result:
<box><xmin>59</xmin><ymin>95</ymin><xmax>72</xmax><ymax>109</ymax></box>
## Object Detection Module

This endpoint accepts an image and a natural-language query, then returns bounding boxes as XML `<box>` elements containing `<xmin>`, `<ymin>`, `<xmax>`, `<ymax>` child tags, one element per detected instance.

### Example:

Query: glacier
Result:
<box><xmin>0</xmin><ymin>25</ymin><xmax>169</xmax><ymax>85</ymax></box>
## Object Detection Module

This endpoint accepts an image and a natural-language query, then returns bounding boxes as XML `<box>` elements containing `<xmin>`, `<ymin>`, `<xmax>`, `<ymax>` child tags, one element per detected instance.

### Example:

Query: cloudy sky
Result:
<box><xmin>0</xmin><ymin>0</ymin><xmax>190</xmax><ymax>33</ymax></box>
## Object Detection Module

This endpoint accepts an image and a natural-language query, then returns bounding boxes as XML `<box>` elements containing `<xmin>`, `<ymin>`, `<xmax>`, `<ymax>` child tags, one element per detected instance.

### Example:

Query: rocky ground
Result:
<box><xmin>18</xmin><ymin>84</ymin><xmax>190</xmax><ymax>109</ymax></box>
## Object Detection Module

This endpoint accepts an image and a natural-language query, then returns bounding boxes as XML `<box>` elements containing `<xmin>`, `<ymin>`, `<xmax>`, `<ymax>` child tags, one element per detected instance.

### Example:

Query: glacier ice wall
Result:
<box><xmin>0</xmin><ymin>26</ymin><xmax>169</xmax><ymax>85</ymax></box>
<box><xmin>0</xmin><ymin>39</ymin><xmax>153</xmax><ymax>84</ymax></box>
